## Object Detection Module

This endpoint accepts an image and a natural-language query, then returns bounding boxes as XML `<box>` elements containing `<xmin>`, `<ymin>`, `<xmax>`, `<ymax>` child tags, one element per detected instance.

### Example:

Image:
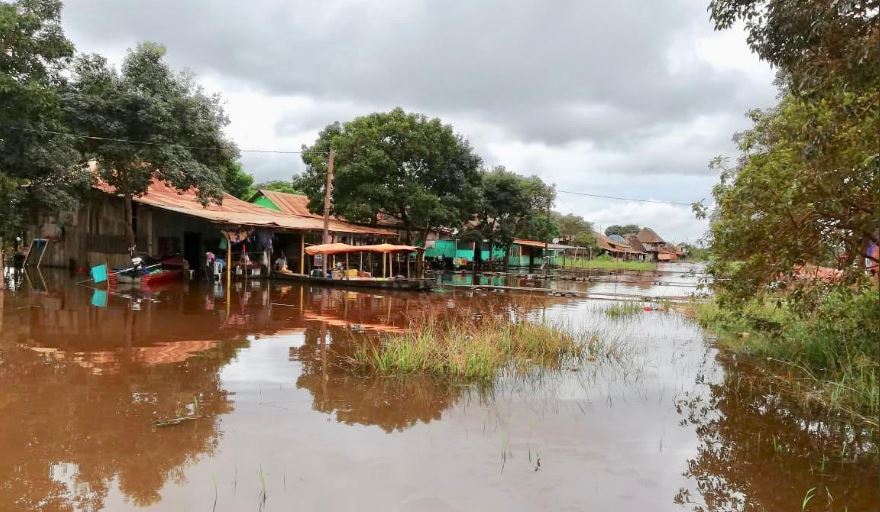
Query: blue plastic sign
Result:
<box><xmin>90</xmin><ymin>264</ymin><xmax>108</xmax><ymax>284</ymax></box>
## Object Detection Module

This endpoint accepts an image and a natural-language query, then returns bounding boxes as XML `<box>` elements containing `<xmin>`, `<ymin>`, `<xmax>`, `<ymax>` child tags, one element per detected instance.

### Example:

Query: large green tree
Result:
<box><xmin>553</xmin><ymin>213</ymin><xmax>594</xmax><ymax>246</ymax></box>
<box><xmin>709</xmin><ymin>0</ymin><xmax>878</xmax><ymax>95</ymax></box>
<box><xmin>703</xmin><ymin>0</ymin><xmax>880</xmax><ymax>308</ymax></box>
<box><xmin>703</xmin><ymin>92</ymin><xmax>878</xmax><ymax>305</ymax></box>
<box><xmin>65</xmin><ymin>42</ymin><xmax>237</xmax><ymax>253</ymax></box>
<box><xmin>465</xmin><ymin>166</ymin><xmax>556</xmax><ymax>264</ymax></box>
<box><xmin>298</xmin><ymin>108</ymin><xmax>482</xmax><ymax>243</ymax></box>
<box><xmin>0</xmin><ymin>0</ymin><xmax>83</xmax><ymax>250</ymax></box>
<box><xmin>604</xmin><ymin>224</ymin><xmax>640</xmax><ymax>237</ymax></box>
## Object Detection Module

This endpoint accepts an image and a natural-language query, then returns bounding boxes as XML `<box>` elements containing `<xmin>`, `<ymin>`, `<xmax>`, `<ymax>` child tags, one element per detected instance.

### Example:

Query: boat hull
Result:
<box><xmin>271</xmin><ymin>272</ymin><xmax>435</xmax><ymax>291</ymax></box>
<box><xmin>112</xmin><ymin>269</ymin><xmax>183</xmax><ymax>287</ymax></box>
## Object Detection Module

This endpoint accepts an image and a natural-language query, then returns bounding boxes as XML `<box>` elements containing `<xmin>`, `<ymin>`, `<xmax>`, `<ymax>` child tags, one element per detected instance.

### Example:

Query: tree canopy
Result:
<box><xmin>709</xmin><ymin>0</ymin><xmax>878</xmax><ymax>95</ymax></box>
<box><xmin>704</xmin><ymin>0</ymin><xmax>880</xmax><ymax>309</ymax></box>
<box><xmin>65</xmin><ymin>42</ymin><xmax>238</xmax><ymax>251</ymax></box>
<box><xmin>604</xmin><ymin>224</ymin><xmax>640</xmax><ymax>237</ymax></box>
<box><xmin>298</xmin><ymin>108</ymin><xmax>482</xmax><ymax>242</ymax></box>
<box><xmin>0</xmin><ymin>0</ymin><xmax>83</xmax><ymax>245</ymax></box>
<box><xmin>220</xmin><ymin>161</ymin><xmax>254</xmax><ymax>199</ymax></box>
<box><xmin>552</xmin><ymin>213</ymin><xmax>594</xmax><ymax>246</ymax></box>
<box><xmin>465</xmin><ymin>166</ymin><xmax>556</xmax><ymax>259</ymax></box>
<box><xmin>255</xmin><ymin>179</ymin><xmax>299</xmax><ymax>195</ymax></box>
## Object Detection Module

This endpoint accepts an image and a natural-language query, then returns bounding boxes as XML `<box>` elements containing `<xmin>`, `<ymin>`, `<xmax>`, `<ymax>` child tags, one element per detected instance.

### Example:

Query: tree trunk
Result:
<box><xmin>473</xmin><ymin>241</ymin><xmax>483</xmax><ymax>270</ymax></box>
<box><xmin>124</xmin><ymin>194</ymin><xmax>136</xmax><ymax>256</ymax></box>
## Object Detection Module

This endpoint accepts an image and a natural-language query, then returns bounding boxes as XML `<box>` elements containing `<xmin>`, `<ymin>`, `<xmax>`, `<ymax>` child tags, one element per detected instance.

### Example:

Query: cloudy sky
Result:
<box><xmin>60</xmin><ymin>0</ymin><xmax>777</xmax><ymax>243</ymax></box>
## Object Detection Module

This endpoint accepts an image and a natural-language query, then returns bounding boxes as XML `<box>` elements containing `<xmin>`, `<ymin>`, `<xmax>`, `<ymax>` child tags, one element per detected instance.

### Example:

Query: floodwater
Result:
<box><xmin>0</xmin><ymin>264</ymin><xmax>876</xmax><ymax>511</ymax></box>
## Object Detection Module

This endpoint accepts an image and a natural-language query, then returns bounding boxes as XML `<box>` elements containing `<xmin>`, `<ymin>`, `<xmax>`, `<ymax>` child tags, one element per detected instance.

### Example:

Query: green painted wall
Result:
<box><xmin>425</xmin><ymin>240</ymin><xmax>505</xmax><ymax>263</ymax></box>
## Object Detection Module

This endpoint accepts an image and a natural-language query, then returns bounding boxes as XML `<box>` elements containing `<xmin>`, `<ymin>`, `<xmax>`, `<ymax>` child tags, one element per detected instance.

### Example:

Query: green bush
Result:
<box><xmin>693</xmin><ymin>285</ymin><xmax>879</xmax><ymax>418</ymax></box>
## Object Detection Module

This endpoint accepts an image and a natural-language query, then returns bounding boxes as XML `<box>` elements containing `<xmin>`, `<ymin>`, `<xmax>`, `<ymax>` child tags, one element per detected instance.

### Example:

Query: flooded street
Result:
<box><xmin>1</xmin><ymin>263</ymin><xmax>876</xmax><ymax>511</ymax></box>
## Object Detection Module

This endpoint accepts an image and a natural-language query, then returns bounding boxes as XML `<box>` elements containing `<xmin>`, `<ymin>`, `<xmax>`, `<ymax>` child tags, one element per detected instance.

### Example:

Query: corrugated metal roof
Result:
<box><xmin>258</xmin><ymin>189</ymin><xmax>315</xmax><ymax>217</ymax></box>
<box><xmin>97</xmin><ymin>179</ymin><xmax>396</xmax><ymax>236</ymax></box>
<box><xmin>255</xmin><ymin>189</ymin><xmax>399</xmax><ymax>235</ymax></box>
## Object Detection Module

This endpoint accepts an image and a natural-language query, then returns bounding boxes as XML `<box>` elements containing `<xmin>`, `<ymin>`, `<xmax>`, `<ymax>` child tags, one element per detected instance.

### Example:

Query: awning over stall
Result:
<box><xmin>305</xmin><ymin>243</ymin><xmax>419</xmax><ymax>255</ymax></box>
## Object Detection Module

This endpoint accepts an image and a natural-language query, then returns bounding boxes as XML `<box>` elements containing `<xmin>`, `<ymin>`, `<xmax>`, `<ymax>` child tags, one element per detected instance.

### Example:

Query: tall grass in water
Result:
<box><xmin>691</xmin><ymin>286</ymin><xmax>879</xmax><ymax>423</ymax></box>
<box><xmin>353</xmin><ymin>315</ymin><xmax>625</xmax><ymax>381</ymax></box>
<box><xmin>605</xmin><ymin>301</ymin><xmax>642</xmax><ymax>318</ymax></box>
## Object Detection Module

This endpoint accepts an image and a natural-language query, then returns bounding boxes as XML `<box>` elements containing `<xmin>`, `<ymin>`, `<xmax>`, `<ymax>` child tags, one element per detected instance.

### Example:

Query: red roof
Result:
<box><xmin>258</xmin><ymin>189</ymin><xmax>315</xmax><ymax>217</ymax></box>
<box><xmin>97</xmin><ymin>179</ymin><xmax>395</xmax><ymax>236</ymax></box>
<box><xmin>256</xmin><ymin>189</ymin><xmax>400</xmax><ymax>235</ymax></box>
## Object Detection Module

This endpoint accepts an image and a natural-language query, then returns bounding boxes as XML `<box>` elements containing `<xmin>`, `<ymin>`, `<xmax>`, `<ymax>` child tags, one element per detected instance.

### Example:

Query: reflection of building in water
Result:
<box><xmin>675</xmin><ymin>355</ymin><xmax>879</xmax><ymax>511</ymax></box>
<box><xmin>0</xmin><ymin>336</ymin><xmax>244</xmax><ymax>511</ymax></box>
<box><xmin>0</xmin><ymin>275</ymin><xmax>551</xmax><ymax>509</ymax></box>
<box><xmin>0</xmin><ymin>280</ymin><xmax>256</xmax><ymax>510</ymax></box>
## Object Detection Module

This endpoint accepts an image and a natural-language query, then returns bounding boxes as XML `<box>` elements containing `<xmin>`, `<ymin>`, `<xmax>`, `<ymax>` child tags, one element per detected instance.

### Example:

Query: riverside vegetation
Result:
<box><xmin>690</xmin><ymin>286</ymin><xmax>879</xmax><ymax>425</ymax></box>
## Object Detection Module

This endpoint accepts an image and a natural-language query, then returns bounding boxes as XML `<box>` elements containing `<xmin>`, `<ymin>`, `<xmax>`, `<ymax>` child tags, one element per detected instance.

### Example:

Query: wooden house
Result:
<box><xmin>24</xmin><ymin>180</ymin><xmax>394</xmax><ymax>274</ymax></box>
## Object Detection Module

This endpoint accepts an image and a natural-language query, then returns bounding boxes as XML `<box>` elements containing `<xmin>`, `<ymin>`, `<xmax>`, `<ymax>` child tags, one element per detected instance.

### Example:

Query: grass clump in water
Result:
<box><xmin>354</xmin><ymin>316</ymin><xmax>604</xmax><ymax>381</ymax></box>
<box><xmin>605</xmin><ymin>301</ymin><xmax>642</xmax><ymax>318</ymax></box>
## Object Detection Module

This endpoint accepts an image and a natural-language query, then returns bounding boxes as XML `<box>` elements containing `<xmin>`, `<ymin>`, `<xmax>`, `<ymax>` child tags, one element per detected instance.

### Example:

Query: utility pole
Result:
<box><xmin>321</xmin><ymin>148</ymin><xmax>335</xmax><ymax>275</ymax></box>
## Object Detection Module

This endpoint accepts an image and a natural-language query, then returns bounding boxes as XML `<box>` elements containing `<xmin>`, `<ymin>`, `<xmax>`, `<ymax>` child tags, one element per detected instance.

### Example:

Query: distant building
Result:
<box><xmin>636</xmin><ymin>227</ymin><xmax>679</xmax><ymax>262</ymax></box>
<box><xmin>593</xmin><ymin>231</ymin><xmax>645</xmax><ymax>260</ymax></box>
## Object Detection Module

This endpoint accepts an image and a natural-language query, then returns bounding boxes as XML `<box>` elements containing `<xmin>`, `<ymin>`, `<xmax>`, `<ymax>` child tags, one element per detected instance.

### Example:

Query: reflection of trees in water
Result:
<box><xmin>289</xmin><ymin>293</ymin><xmax>573</xmax><ymax>433</ymax></box>
<box><xmin>291</xmin><ymin>324</ymin><xmax>466</xmax><ymax>433</ymax></box>
<box><xmin>0</xmin><ymin>338</ymin><xmax>247</xmax><ymax>511</ymax></box>
<box><xmin>675</xmin><ymin>354</ymin><xmax>879</xmax><ymax>511</ymax></box>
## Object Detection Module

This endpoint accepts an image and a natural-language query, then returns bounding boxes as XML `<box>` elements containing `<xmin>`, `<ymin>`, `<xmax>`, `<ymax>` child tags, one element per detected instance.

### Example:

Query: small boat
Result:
<box><xmin>272</xmin><ymin>271</ymin><xmax>435</xmax><ymax>291</ymax></box>
<box><xmin>110</xmin><ymin>255</ymin><xmax>185</xmax><ymax>287</ymax></box>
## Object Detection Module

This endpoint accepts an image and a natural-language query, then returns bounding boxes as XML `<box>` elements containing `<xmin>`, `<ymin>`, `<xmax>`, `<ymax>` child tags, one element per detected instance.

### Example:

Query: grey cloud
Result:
<box><xmin>62</xmin><ymin>0</ymin><xmax>772</xmax><ymax>147</ymax></box>
<box><xmin>59</xmin><ymin>0</ymin><xmax>774</xmax><ymax>239</ymax></box>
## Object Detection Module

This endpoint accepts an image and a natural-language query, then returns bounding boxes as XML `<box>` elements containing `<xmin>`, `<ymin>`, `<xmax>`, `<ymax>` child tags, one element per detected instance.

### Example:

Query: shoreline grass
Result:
<box><xmin>353</xmin><ymin>316</ymin><xmax>626</xmax><ymax>381</ymax></box>
<box><xmin>561</xmin><ymin>258</ymin><xmax>656</xmax><ymax>271</ymax></box>
<box><xmin>686</xmin><ymin>288</ymin><xmax>879</xmax><ymax>425</ymax></box>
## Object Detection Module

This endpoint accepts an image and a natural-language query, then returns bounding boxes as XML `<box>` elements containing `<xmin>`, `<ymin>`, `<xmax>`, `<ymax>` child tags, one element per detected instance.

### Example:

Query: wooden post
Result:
<box><xmin>225</xmin><ymin>234</ymin><xmax>232</xmax><ymax>320</ymax></box>
<box><xmin>299</xmin><ymin>233</ymin><xmax>305</xmax><ymax>274</ymax></box>
<box><xmin>382</xmin><ymin>252</ymin><xmax>387</xmax><ymax>278</ymax></box>
<box><xmin>226</xmin><ymin>235</ymin><xmax>232</xmax><ymax>291</ymax></box>
<box><xmin>321</xmin><ymin>148</ymin><xmax>335</xmax><ymax>275</ymax></box>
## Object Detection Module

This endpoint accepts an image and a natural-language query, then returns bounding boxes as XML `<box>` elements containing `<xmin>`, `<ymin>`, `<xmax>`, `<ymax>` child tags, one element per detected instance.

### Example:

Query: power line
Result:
<box><xmin>3</xmin><ymin>126</ymin><xmax>317</xmax><ymax>155</ymax></box>
<box><xmin>557</xmin><ymin>189</ymin><xmax>695</xmax><ymax>206</ymax></box>
<box><xmin>6</xmin><ymin>126</ymin><xmax>701</xmax><ymax>206</ymax></box>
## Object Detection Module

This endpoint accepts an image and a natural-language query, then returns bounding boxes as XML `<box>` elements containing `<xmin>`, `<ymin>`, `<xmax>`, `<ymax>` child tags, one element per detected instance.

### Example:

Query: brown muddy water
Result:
<box><xmin>1</xmin><ymin>264</ymin><xmax>877</xmax><ymax>511</ymax></box>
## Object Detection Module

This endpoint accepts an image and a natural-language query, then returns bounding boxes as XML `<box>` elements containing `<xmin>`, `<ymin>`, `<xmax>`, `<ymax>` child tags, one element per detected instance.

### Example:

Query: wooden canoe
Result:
<box><xmin>271</xmin><ymin>271</ymin><xmax>435</xmax><ymax>291</ymax></box>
